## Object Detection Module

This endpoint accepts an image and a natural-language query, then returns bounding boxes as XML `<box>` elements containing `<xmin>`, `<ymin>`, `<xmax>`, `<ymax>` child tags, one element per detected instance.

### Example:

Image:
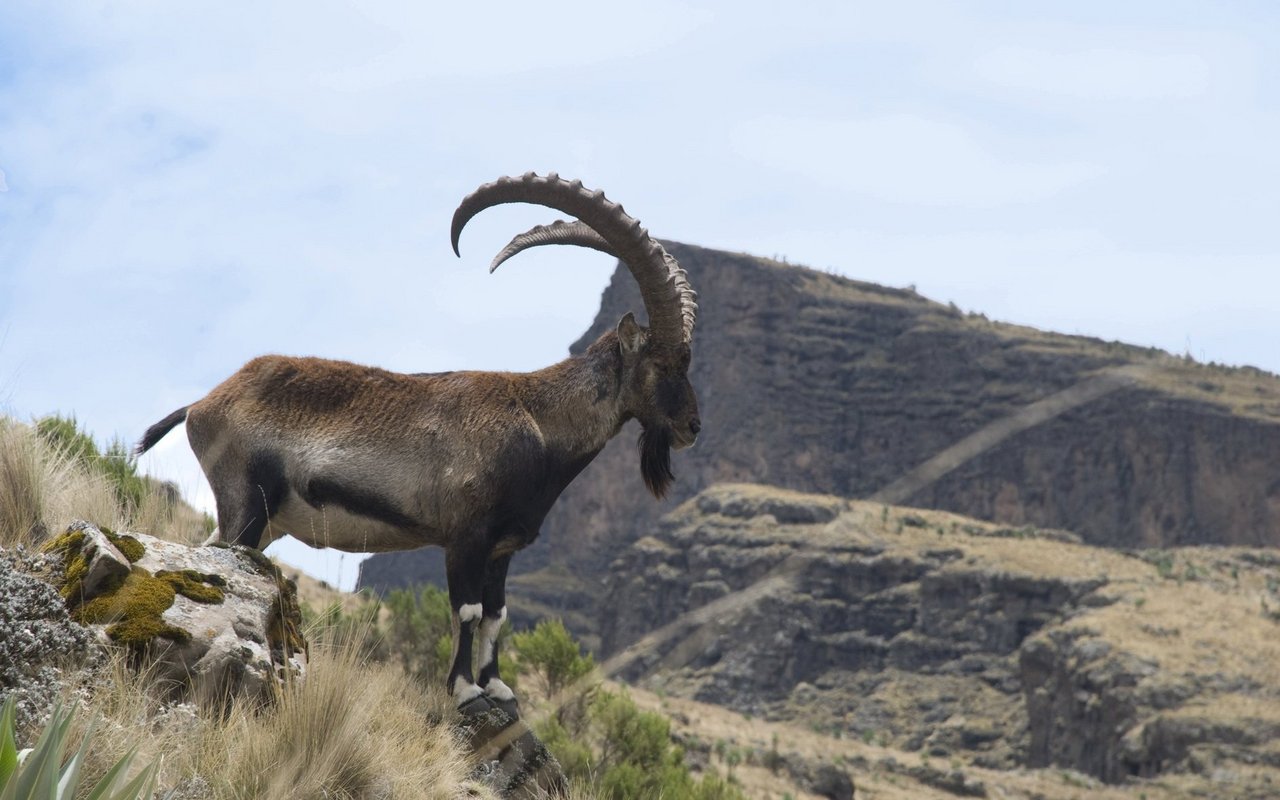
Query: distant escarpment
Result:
<box><xmin>604</xmin><ymin>483</ymin><xmax>1280</xmax><ymax>791</ymax></box>
<box><xmin>360</xmin><ymin>242</ymin><xmax>1280</xmax><ymax>638</ymax></box>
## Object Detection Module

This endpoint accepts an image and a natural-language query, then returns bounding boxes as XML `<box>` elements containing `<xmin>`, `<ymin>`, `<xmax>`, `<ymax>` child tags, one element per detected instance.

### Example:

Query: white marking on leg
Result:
<box><xmin>484</xmin><ymin>678</ymin><xmax>515</xmax><ymax>702</ymax></box>
<box><xmin>476</xmin><ymin>606</ymin><xmax>507</xmax><ymax>671</ymax></box>
<box><xmin>453</xmin><ymin>677</ymin><xmax>483</xmax><ymax>705</ymax></box>
<box><xmin>459</xmin><ymin>603</ymin><xmax>483</xmax><ymax>623</ymax></box>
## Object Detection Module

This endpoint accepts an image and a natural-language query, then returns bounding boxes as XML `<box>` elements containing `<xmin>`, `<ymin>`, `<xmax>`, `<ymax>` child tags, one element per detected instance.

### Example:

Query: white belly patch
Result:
<box><xmin>269</xmin><ymin>493</ymin><xmax>428</xmax><ymax>553</ymax></box>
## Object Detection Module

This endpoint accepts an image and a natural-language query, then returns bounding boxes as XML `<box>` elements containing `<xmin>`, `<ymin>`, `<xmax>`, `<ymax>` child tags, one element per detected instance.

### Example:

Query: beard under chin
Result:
<box><xmin>639</xmin><ymin>425</ymin><xmax>675</xmax><ymax>500</ymax></box>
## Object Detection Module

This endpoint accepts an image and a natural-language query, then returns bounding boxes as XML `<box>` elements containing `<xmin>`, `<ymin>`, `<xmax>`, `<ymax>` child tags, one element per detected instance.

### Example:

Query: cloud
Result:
<box><xmin>972</xmin><ymin>46</ymin><xmax>1211</xmax><ymax>99</ymax></box>
<box><xmin>731</xmin><ymin>113</ymin><xmax>1101</xmax><ymax>207</ymax></box>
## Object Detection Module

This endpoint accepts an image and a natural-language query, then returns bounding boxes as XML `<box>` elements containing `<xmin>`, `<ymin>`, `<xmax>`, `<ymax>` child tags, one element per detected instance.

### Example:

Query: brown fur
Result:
<box><xmin>138</xmin><ymin>323</ymin><xmax>697</xmax><ymax>556</ymax></box>
<box><xmin>135</xmin><ymin>172</ymin><xmax>701</xmax><ymax>707</ymax></box>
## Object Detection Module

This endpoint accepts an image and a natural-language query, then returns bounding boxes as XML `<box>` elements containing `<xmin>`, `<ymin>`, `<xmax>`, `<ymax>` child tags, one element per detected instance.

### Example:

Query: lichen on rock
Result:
<box><xmin>41</xmin><ymin>521</ymin><xmax>307</xmax><ymax>703</ymax></box>
<box><xmin>0</xmin><ymin>547</ymin><xmax>98</xmax><ymax>733</ymax></box>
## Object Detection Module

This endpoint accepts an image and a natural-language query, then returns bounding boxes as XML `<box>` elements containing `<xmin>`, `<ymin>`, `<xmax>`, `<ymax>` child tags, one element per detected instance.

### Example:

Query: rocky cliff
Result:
<box><xmin>603</xmin><ymin>483</ymin><xmax>1280</xmax><ymax>795</ymax></box>
<box><xmin>359</xmin><ymin>243</ymin><xmax>1280</xmax><ymax>637</ymax></box>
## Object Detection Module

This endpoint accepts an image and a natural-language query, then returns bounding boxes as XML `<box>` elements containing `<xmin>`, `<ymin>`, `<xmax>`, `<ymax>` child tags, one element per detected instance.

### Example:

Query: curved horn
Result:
<box><xmin>452</xmin><ymin>172</ymin><xmax>696</xmax><ymax>345</ymax></box>
<box><xmin>488</xmin><ymin>220</ymin><xmax>614</xmax><ymax>273</ymax></box>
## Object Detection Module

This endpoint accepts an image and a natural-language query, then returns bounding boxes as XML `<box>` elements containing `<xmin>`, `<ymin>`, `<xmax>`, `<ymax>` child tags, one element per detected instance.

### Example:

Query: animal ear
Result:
<box><xmin>617</xmin><ymin>312</ymin><xmax>647</xmax><ymax>356</ymax></box>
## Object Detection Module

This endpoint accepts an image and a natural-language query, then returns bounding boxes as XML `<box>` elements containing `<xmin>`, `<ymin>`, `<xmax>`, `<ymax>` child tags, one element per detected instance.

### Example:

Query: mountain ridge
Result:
<box><xmin>358</xmin><ymin>241</ymin><xmax>1280</xmax><ymax>646</ymax></box>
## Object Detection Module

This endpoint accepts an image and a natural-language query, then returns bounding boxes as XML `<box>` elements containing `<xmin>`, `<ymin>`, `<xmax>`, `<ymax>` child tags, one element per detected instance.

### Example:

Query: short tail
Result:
<box><xmin>135</xmin><ymin>406</ymin><xmax>190</xmax><ymax>456</ymax></box>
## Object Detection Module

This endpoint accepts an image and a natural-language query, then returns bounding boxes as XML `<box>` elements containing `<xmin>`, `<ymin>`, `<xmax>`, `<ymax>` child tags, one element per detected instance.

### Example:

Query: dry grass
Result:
<box><xmin>0</xmin><ymin>418</ymin><xmax>119</xmax><ymax>548</ymax></box>
<box><xmin>205</xmin><ymin>629</ymin><xmax>486</xmax><ymax>799</ymax></box>
<box><xmin>0</xmin><ymin>420</ymin><xmax>489</xmax><ymax>799</ymax></box>
<box><xmin>62</xmin><ymin>625</ymin><xmax>491</xmax><ymax>800</ymax></box>
<box><xmin>0</xmin><ymin>417</ymin><xmax>210</xmax><ymax>550</ymax></box>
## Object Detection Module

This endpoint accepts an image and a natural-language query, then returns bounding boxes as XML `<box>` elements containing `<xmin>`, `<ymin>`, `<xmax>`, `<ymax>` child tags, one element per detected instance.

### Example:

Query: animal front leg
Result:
<box><xmin>477</xmin><ymin>554</ymin><xmax>515</xmax><ymax>709</ymax></box>
<box><xmin>445</xmin><ymin>545</ymin><xmax>488</xmax><ymax>706</ymax></box>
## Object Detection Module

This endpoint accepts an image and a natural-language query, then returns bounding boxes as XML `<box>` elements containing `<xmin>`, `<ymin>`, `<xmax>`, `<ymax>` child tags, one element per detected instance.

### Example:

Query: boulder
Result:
<box><xmin>458</xmin><ymin>695</ymin><xmax>567</xmax><ymax>798</ymax></box>
<box><xmin>42</xmin><ymin>521</ymin><xmax>306</xmax><ymax>703</ymax></box>
<box><xmin>0</xmin><ymin>547</ymin><xmax>97</xmax><ymax>732</ymax></box>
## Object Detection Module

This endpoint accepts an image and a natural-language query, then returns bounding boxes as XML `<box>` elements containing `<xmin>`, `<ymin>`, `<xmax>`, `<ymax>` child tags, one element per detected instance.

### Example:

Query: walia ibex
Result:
<box><xmin>135</xmin><ymin>173</ymin><xmax>700</xmax><ymax>708</ymax></box>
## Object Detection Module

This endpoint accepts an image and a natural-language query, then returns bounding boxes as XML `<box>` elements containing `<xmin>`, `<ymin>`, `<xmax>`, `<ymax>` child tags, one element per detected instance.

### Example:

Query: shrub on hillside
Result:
<box><xmin>36</xmin><ymin>416</ymin><xmax>146</xmax><ymax>514</ymax></box>
<box><xmin>381</xmin><ymin>584</ymin><xmax>455</xmax><ymax>685</ymax></box>
<box><xmin>540</xmin><ymin>686</ymin><xmax>744</xmax><ymax>800</ymax></box>
<box><xmin>510</xmin><ymin>618</ymin><xmax>595</xmax><ymax>697</ymax></box>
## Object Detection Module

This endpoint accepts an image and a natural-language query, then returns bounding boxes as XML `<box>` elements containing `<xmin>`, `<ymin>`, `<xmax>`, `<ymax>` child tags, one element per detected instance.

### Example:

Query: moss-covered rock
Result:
<box><xmin>76</xmin><ymin>565</ymin><xmax>191</xmax><ymax>646</ymax></box>
<box><xmin>42</xmin><ymin>523</ymin><xmax>131</xmax><ymax>603</ymax></box>
<box><xmin>103</xmin><ymin>529</ymin><xmax>145</xmax><ymax>562</ymax></box>
<box><xmin>157</xmin><ymin>569</ymin><xmax>226</xmax><ymax>604</ymax></box>
<box><xmin>43</xmin><ymin>521</ymin><xmax>307</xmax><ymax>704</ymax></box>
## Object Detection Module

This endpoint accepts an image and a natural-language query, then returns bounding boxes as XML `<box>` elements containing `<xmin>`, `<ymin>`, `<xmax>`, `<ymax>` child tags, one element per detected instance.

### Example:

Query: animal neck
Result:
<box><xmin>519</xmin><ymin>331</ymin><xmax>628</xmax><ymax>464</ymax></box>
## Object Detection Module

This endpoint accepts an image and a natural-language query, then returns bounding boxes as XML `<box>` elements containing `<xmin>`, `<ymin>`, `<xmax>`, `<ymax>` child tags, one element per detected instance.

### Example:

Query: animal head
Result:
<box><xmin>615</xmin><ymin>311</ymin><xmax>700</xmax><ymax>498</ymax></box>
<box><xmin>451</xmin><ymin>172</ymin><xmax>700</xmax><ymax>499</ymax></box>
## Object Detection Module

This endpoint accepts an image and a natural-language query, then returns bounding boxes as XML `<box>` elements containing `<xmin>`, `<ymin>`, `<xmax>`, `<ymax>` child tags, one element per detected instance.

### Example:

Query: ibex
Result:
<box><xmin>135</xmin><ymin>173</ymin><xmax>700</xmax><ymax>708</ymax></box>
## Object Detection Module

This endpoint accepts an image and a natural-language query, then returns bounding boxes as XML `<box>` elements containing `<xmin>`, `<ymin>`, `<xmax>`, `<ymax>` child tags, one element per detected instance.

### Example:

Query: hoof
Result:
<box><xmin>490</xmin><ymin>695</ymin><xmax>520</xmax><ymax>720</ymax></box>
<box><xmin>457</xmin><ymin>694</ymin><xmax>495</xmax><ymax>718</ymax></box>
<box><xmin>480</xmin><ymin>678</ymin><xmax>519</xmax><ymax>719</ymax></box>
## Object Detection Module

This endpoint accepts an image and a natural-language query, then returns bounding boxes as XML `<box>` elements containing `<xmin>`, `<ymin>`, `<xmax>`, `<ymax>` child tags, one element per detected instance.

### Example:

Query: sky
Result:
<box><xmin>1</xmin><ymin>1</ymin><xmax>1277</xmax><ymax>589</ymax></box>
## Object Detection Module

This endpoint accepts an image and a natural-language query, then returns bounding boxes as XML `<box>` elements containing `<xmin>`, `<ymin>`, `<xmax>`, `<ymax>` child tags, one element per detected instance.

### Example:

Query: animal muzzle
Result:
<box><xmin>674</xmin><ymin>417</ymin><xmax>701</xmax><ymax>450</ymax></box>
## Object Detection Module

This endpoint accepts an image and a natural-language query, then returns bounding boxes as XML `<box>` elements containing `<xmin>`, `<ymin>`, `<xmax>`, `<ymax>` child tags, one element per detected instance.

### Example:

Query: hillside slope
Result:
<box><xmin>359</xmin><ymin>243</ymin><xmax>1280</xmax><ymax>644</ymax></box>
<box><xmin>609</xmin><ymin>483</ymin><xmax>1280</xmax><ymax>797</ymax></box>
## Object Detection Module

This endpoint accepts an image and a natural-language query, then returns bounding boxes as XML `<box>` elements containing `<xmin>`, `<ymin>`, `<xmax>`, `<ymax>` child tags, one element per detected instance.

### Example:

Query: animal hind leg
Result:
<box><xmin>477</xmin><ymin>554</ymin><xmax>515</xmax><ymax>709</ymax></box>
<box><xmin>208</xmin><ymin>452</ymin><xmax>288</xmax><ymax>550</ymax></box>
<box><xmin>445</xmin><ymin>543</ymin><xmax>489</xmax><ymax>707</ymax></box>
<box><xmin>213</xmin><ymin>491</ymin><xmax>271</xmax><ymax>550</ymax></box>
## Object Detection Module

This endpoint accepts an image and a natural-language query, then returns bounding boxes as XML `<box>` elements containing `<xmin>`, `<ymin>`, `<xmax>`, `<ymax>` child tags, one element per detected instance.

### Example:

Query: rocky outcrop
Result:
<box><xmin>600</xmin><ymin>483</ymin><xmax>1280</xmax><ymax>790</ymax></box>
<box><xmin>359</xmin><ymin>242</ymin><xmax>1280</xmax><ymax>637</ymax></box>
<box><xmin>40</xmin><ymin>521</ymin><xmax>307</xmax><ymax>703</ymax></box>
<box><xmin>0</xmin><ymin>547</ymin><xmax>97</xmax><ymax>733</ymax></box>
<box><xmin>458</xmin><ymin>696</ymin><xmax>567</xmax><ymax>799</ymax></box>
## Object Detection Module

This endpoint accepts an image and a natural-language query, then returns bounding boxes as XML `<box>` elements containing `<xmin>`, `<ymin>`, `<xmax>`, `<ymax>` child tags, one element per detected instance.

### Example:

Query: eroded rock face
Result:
<box><xmin>600</xmin><ymin>484</ymin><xmax>1280</xmax><ymax>788</ymax></box>
<box><xmin>43</xmin><ymin>521</ymin><xmax>306</xmax><ymax>703</ymax></box>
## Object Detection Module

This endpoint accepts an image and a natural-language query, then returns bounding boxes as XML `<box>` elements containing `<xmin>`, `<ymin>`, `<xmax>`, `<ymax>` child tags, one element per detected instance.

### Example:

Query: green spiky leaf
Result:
<box><xmin>0</xmin><ymin>699</ymin><xmax>17</xmax><ymax>786</ymax></box>
<box><xmin>0</xmin><ymin>701</ymin><xmax>162</xmax><ymax>800</ymax></box>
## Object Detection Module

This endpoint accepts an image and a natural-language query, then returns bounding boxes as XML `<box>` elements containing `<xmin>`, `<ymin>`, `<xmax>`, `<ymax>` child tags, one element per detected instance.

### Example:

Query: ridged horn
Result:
<box><xmin>451</xmin><ymin>172</ymin><xmax>696</xmax><ymax>345</ymax></box>
<box><xmin>489</xmin><ymin>220</ymin><xmax>613</xmax><ymax>273</ymax></box>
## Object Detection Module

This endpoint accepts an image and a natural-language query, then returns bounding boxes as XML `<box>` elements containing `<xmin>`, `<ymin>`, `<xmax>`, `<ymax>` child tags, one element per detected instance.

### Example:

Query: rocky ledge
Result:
<box><xmin>601</xmin><ymin>483</ymin><xmax>1280</xmax><ymax>794</ymax></box>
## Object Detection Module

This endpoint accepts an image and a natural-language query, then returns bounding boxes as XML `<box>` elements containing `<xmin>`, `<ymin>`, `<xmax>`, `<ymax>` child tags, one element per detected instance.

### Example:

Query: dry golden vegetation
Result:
<box><xmin>59</xmin><ymin>631</ymin><xmax>489</xmax><ymax>800</ymax></box>
<box><xmin>0</xmin><ymin>417</ymin><xmax>209</xmax><ymax>551</ymax></box>
<box><xmin>0</xmin><ymin>415</ymin><xmax>493</xmax><ymax>800</ymax></box>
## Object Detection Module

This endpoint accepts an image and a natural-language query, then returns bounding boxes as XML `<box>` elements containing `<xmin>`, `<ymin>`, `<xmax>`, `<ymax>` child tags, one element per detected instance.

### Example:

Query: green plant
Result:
<box><xmin>35</xmin><ymin>416</ymin><xmax>147</xmax><ymax>514</ymax></box>
<box><xmin>588</xmin><ymin>689</ymin><xmax>741</xmax><ymax>800</ymax></box>
<box><xmin>511</xmin><ymin>618</ymin><xmax>594</xmax><ymax>696</ymax></box>
<box><xmin>763</xmin><ymin>732</ymin><xmax>783</xmax><ymax>774</ymax></box>
<box><xmin>381</xmin><ymin>584</ymin><xmax>454</xmax><ymax>685</ymax></box>
<box><xmin>0</xmin><ymin>697</ymin><xmax>160</xmax><ymax>800</ymax></box>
